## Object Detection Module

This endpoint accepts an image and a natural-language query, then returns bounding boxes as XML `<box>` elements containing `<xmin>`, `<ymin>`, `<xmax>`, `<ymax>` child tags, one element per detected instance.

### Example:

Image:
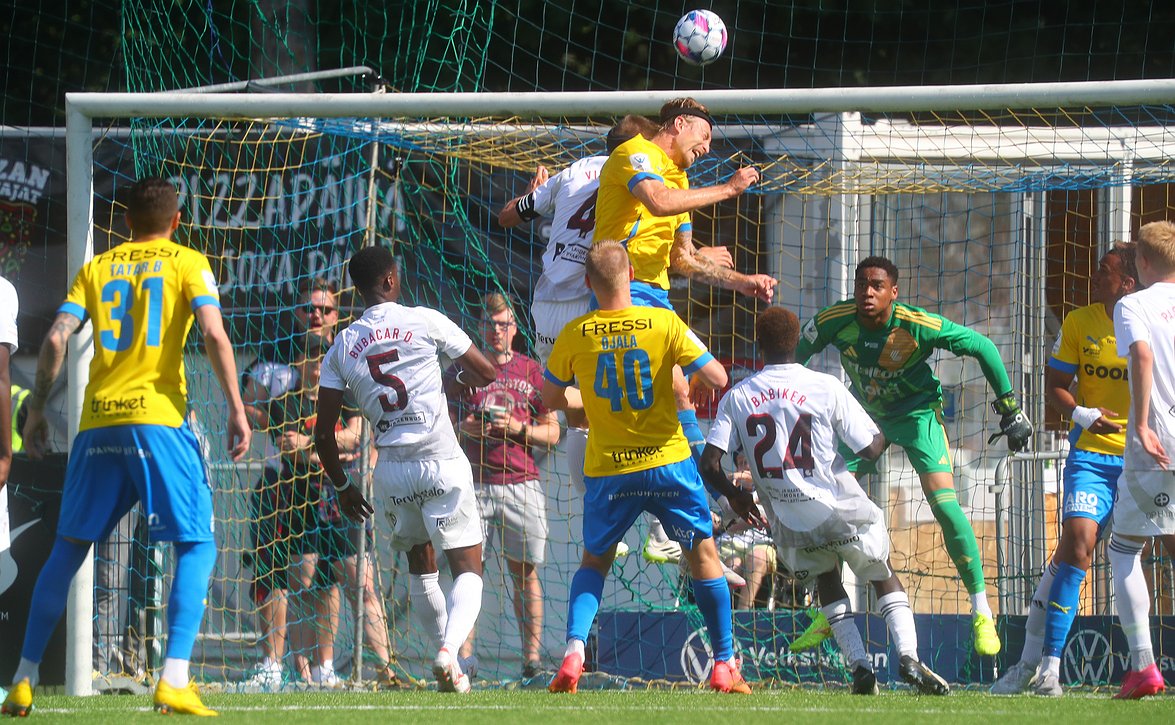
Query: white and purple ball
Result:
<box><xmin>673</xmin><ymin>10</ymin><xmax>728</xmax><ymax>66</ymax></box>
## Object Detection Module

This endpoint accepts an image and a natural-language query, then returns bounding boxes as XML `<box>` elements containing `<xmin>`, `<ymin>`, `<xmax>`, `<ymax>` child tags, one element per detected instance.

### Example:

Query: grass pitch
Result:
<box><xmin>22</xmin><ymin>688</ymin><xmax>1175</xmax><ymax>724</ymax></box>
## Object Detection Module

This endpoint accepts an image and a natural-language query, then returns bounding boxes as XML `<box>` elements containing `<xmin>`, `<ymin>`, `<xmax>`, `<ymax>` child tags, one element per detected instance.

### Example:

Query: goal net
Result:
<box><xmin>65</xmin><ymin>83</ymin><xmax>1175</xmax><ymax>691</ymax></box>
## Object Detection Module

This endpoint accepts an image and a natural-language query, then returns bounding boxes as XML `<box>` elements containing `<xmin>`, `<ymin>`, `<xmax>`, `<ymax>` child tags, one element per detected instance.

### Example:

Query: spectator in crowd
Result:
<box><xmin>451</xmin><ymin>293</ymin><xmax>560</xmax><ymax>679</ymax></box>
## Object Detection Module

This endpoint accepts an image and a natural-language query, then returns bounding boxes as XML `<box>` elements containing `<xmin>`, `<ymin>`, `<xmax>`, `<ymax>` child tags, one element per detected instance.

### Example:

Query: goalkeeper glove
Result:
<box><xmin>988</xmin><ymin>392</ymin><xmax>1034</xmax><ymax>452</ymax></box>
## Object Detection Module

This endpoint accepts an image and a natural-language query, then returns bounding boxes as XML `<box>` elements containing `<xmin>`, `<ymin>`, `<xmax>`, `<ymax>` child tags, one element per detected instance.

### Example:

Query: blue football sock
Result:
<box><xmin>165</xmin><ymin>540</ymin><xmax>217</xmax><ymax>660</ymax></box>
<box><xmin>678</xmin><ymin>409</ymin><xmax>706</xmax><ymax>462</ymax></box>
<box><xmin>566</xmin><ymin>568</ymin><xmax>606</xmax><ymax>644</ymax></box>
<box><xmin>692</xmin><ymin>575</ymin><xmax>734</xmax><ymax>662</ymax></box>
<box><xmin>1043</xmin><ymin>561</ymin><xmax>1086</xmax><ymax>658</ymax></box>
<box><xmin>20</xmin><ymin>537</ymin><xmax>90</xmax><ymax>663</ymax></box>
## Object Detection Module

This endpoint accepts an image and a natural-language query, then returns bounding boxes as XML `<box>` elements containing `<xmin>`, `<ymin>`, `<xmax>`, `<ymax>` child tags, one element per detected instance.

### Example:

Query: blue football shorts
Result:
<box><xmin>581</xmin><ymin>457</ymin><xmax>713</xmax><ymax>557</ymax></box>
<box><xmin>1061</xmin><ymin>448</ymin><xmax>1121</xmax><ymax>528</ymax></box>
<box><xmin>56</xmin><ymin>423</ymin><xmax>214</xmax><ymax>543</ymax></box>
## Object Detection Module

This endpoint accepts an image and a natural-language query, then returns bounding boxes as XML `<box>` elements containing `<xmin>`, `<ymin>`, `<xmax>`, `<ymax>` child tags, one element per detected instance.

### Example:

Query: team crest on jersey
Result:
<box><xmin>880</xmin><ymin>328</ymin><xmax>918</xmax><ymax>371</ymax></box>
<box><xmin>629</xmin><ymin>153</ymin><xmax>652</xmax><ymax>172</ymax></box>
<box><xmin>802</xmin><ymin>318</ymin><xmax>818</xmax><ymax>343</ymax></box>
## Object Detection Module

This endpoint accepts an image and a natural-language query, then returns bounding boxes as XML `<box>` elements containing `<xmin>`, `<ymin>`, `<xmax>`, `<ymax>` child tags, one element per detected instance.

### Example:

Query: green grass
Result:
<box><xmin>20</xmin><ymin>689</ymin><xmax>1175</xmax><ymax>724</ymax></box>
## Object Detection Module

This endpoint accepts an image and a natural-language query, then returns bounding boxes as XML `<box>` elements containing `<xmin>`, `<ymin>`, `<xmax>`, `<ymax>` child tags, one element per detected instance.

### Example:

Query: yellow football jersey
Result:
<box><xmin>544</xmin><ymin>306</ymin><xmax>714</xmax><ymax>476</ymax></box>
<box><xmin>1048</xmin><ymin>303</ymin><xmax>1129</xmax><ymax>455</ymax></box>
<box><xmin>593</xmin><ymin>135</ymin><xmax>691</xmax><ymax>290</ymax></box>
<box><xmin>61</xmin><ymin>236</ymin><xmax>221</xmax><ymax>430</ymax></box>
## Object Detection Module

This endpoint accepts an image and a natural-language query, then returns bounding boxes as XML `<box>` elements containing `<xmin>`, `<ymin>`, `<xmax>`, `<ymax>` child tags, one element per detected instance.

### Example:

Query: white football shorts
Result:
<box><xmin>373</xmin><ymin>454</ymin><xmax>484</xmax><ymax>553</ymax></box>
<box><xmin>776</xmin><ymin>517</ymin><xmax>893</xmax><ymax>586</ymax></box>
<box><xmin>1114</xmin><ymin>468</ymin><xmax>1175</xmax><ymax>536</ymax></box>
<box><xmin>532</xmin><ymin>295</ymin><xmax>592</xmax><ymax>365</ymax></box>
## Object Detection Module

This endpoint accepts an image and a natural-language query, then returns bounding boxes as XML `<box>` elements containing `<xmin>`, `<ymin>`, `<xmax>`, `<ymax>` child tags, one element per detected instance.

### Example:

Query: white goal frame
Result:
<box><xmin>61</xmin><ymin>78</ymin><xmax>1175</xmax><ymax>694</ymax></box>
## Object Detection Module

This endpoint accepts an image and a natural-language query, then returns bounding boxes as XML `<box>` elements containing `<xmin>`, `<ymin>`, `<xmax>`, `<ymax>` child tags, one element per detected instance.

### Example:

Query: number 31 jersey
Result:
<box><xmin>320</xmin><ymin>301</ymin><xmax>473</xmax><ymax>461</ymax></box>
<box><xmin>706</xmin><ymin>363</ymin><xmax>881</xmax><ymax>545</ymax></box>
<box><xmin>61</xmin><ymin>236</ymin><xmax>221</xmax><ymax>431</ymax></box>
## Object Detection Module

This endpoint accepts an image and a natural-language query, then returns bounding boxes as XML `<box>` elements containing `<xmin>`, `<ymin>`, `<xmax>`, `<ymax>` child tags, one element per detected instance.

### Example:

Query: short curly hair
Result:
<box><xmin>756</xmin><ymin>307</ymin><xmax>801</xmax><ymax>358</ymax></box>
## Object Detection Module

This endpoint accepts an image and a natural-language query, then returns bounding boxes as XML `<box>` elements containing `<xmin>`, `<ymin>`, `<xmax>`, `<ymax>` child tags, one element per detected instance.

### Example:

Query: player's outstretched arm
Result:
<box><xmin>22</xmin><ymin>311</ymin><xmax>81</xmax><ymax>460</ymax></box>
<box><xmin>1128</xmin><ymin>340</ymin><xmax>1170</xmax><ymax>468</ymax></box>
<box><xmin>497</xmin><ymin>166</ymin><xmax>550</xmax><ymax>228</ymax></box>
<box><xmin>541</xmin><ymin>379</ymin><xmax>582</xmax><ymax>412</ymax></box>
<box><xmin>668</xmin><ymin>229</ymin><xmax>776</xmax><ymax>303</ymax></box>
<box><xmin>195</xmin><ymin>305</ymin><xmax>251</xmax><ymax>461</ymax></box>
<box><xmin>630</xmin><ymin>166</ymin><xmax>758</xmax><ymax>218</ymax></box>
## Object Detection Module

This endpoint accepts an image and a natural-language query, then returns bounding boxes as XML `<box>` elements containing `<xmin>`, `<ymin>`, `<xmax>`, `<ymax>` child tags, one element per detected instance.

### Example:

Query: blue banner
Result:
<box><xmin>597</xmin><ymin>610</ymin><xmax>1175</xmax><ymax>686</ymax></box>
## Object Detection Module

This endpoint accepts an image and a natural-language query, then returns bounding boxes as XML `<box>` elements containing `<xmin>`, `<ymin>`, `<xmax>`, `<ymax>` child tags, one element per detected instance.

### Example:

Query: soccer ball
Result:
<box><xmin>673</xmin><ymin>10</ymin><xmax>728</xmax><ymax>66</ymax></box>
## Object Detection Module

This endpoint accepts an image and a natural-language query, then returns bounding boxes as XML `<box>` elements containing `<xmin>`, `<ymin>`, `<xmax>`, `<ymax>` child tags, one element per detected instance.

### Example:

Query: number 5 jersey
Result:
<box><xmin>320</xmin><ymin>301</ymin><xmax>473</xmax><ymax>461</ymax></box>
<box><xmin>706</xmin><ymin>362</ymin><xmax>883</xmax><ymax>546</ymax></box>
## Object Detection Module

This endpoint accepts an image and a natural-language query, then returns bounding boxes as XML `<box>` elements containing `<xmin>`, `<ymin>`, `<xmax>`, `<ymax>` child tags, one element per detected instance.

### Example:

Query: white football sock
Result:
<box><xmin>564</xmin><ymin>638</ymin><xmax>586</xmax><ymax>658</ymax></box>
<box><xmin>1020</xmin><ymin>561</ymin><xmax>1057</xmax><ymax>668</ymax></box>
<box><xmin>565</xmin><ymin>427</ymin><xmax>588</xmax><ymax>496</ymax></box>
<box><xmin>442</xmin><ymin>572</ymin><xmax>484</xmax><ymax>654</ymax></box>
<box><xmin>1108</xmin><ymin>535</ymin><xmax>1154</xmax><ymax>670</ymax></box>
<box><xmin>1041</xmin><ymin>655</ymin><xmax>1061</xmax><ymax>677</ymax></box>
<box><xmin>970</xmin><ymin>591</ymin><xmax>993</xmax><ymax>618</ymax></box>
<box><xmin>161</xmin><ymin>657</ymin><xmax>190</xmax><ymax>689</ymax></box>
<box><xmin>877</xmin><ymin>591</ymin><xmax>918</xmax><ymax>657</ymax></box>
<box><xmin>410</xmin><ymin>572</ymin><xmax>448</xmax><ymax>650</ymax></box>
<box><xmin>823</xmin><ymin>598</ymin><xmax>869</xmax><ymax>669</ymax></box>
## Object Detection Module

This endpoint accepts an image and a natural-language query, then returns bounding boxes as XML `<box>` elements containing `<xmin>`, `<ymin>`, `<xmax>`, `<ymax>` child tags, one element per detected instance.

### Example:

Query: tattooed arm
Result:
<box><xmin>668</xmin><ymin>228</ymin><xmax>777</xmax><ymax>303</ymax></box>
<box><xmin>22</xmin><ymin>311</ymin><xmax>81</xmax><ymax>459</ymax></box>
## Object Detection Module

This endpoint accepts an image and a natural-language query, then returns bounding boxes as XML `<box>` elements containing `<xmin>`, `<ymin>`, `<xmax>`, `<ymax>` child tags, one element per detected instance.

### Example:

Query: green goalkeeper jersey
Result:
<box><xmin>796</xmin><ymin>300</ymin><xmax>1013</xmax><ymax>419</ymax></box>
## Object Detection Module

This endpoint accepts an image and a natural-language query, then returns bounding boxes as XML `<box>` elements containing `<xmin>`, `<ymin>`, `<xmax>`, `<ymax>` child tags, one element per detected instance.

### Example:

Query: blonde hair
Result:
<box><xmin>481</xmin><ymin>291</ymin><xmax>514</xmax><ymax>319</ymax></box>
<box><xmin>585</xmin><ymin>241</ymin><xmax>630</xmax><ymax>294</ymax></box>
<box><xmin>1137</xmin><ymin>221</ymin><xmax>1175</xmax><ymax>276</ymax></box>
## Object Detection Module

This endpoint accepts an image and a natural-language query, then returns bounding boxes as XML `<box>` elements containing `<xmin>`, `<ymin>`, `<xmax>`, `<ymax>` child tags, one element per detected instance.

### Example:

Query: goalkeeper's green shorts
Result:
<box><xmin>841</xmin><ymin>404</ymin><xmax>953</xmax><ymax>476</ymax></box>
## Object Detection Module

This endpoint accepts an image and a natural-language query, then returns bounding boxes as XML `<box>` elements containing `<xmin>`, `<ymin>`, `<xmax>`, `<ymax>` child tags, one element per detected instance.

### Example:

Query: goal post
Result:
<box><xmin>61</xmin><ymin>80</ymin><xmax>1175</xmax><ymax>693</ymax></box>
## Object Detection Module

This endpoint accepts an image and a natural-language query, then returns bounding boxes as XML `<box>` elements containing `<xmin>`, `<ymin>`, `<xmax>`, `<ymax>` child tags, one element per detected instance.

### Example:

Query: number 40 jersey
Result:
<box><xmin>320</xmin><ymin>301</ymin><xmax>473</xmax><ymax>462</ymax></box>
<box><xmin>706</xmin><ymin>363</ymin><xmax>883</xmax><ymax>546</ymax></box>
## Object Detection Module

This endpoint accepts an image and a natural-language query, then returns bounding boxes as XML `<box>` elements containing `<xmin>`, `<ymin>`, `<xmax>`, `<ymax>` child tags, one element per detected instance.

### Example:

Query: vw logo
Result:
<box><xmin>679</xmin><ymin>627</ymin><xmax>744</xmax><ymax>684</ymax></box>
<box><xmin>1062</xmin><ymin>629</ymin><xmax>1113</xmax><ymax>685</ymax></box>
<box><xmin>680</xmin><ymin>627</ymin><xmax>714</xmax><ymax>684</ymax></box>
<box><xmin>1155</xmin><ymin>493</ymin><xmax>1171</xmax><ymax>508</ymax></box>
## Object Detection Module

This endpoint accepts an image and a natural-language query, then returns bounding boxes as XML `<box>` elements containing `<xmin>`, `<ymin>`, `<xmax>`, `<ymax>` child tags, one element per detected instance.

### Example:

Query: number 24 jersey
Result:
<box><xmin>706</xmin><ymin>363</ymin><xmax>881</xmax><ymax>543</ymax></box>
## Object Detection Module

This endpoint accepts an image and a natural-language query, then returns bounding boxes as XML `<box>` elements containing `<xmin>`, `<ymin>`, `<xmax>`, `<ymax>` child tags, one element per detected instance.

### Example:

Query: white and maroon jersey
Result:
<box><xmin>706</xmin><ymin>363</ymin><xmax>881</xmax><ymax>546</ymax></box>
<box><xmin>521</xmin><ymin>155</ymin><xmax>605</xmax><ymax>303</ymax></box>
<box><xmin>321</xmin><ymin>301</ymin><xmax>473</xmax><ymax>461</ymax></box>
<box><xmin>1114</xmin><ymin>282</ymin><xmax>1175</xmax><ymax>471</ymax></box>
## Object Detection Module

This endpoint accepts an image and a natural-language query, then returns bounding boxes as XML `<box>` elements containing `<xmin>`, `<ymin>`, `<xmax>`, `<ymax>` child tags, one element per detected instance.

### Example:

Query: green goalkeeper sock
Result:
<box><xmin>927</xmin><ymin>487</ymin><xmax>986</xmax><ymax>595</ymax></box>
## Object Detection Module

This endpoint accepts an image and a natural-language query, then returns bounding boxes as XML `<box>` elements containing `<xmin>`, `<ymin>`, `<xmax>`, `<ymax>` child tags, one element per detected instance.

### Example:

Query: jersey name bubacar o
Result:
<box><xmin>320</xmin><ymin>301</ymin><xmax>472</xmax><ymax>461</ymax></box>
